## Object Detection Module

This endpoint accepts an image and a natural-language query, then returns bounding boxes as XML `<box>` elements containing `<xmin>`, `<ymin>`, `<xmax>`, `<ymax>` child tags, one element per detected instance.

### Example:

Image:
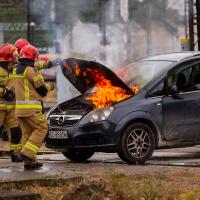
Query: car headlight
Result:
<box><xmin>79</xmin><ymin>106</ymin><xmax>114</xmax><ymax>124</ymax></box>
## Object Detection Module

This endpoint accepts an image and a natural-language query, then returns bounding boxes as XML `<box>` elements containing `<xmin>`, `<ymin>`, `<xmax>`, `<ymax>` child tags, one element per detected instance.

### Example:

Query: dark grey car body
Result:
<box><xmin>45</xmin><ymin>52</ymin><xmax>200</xmax><ymax>162</ymax></box>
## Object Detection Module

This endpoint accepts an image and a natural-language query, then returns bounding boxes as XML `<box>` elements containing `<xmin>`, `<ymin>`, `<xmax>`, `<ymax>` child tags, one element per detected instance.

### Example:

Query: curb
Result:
<box><xmin>0</xmin><ymin>191</ymin><xmax>41</xmax><ymax>200</ymax></box>
<box><xmin>0</xmin><ymin>176</ymin><xmax>83</xmax><ymax>200</ymax></box>
<box><xmin>0</xmin><ymin>176</ymin><xmax>83</xmax><ymax>188</ymax></box>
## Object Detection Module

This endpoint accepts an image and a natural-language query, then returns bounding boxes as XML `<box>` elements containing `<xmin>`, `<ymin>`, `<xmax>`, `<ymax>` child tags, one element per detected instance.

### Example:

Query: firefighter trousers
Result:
<box><xmin>18</xmin><ymin>111</ymin><xmax>47</xmax><ymax>160</ymax></box>
<box><xmin>0</xmin><ymin>110</ymin><xmax>22</xmax><ymax>153</ymax></box>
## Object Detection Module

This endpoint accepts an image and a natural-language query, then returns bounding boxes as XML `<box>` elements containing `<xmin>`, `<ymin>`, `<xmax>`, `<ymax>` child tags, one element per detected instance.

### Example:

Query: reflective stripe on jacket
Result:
<box><xmin>0</xmin><ymin>66</ymin><xmax>8</xmax><ymax>110</ymax></box>
<box><xmin>15</xmin><ymin>100</ymin><xmax>42</xmax><ymax>109</ymax></box>
<box><xmin>6</xmin><ymin>73</ymin><xmax>16</xmax><ymax>111</ymax></box>
<box><xmin>0</xmin><ymin>100</ymin><xmax>7</xmax><ymax>110</ymax></box>
<box><xmin>13</xmin><ymin>66</ymin><xmax>50</xmax><ymax>117</ymax></box>
<box><xmin>0</xmin><ymin>66</ymin><xmax>18</xmax><ymax>111</ymax></box>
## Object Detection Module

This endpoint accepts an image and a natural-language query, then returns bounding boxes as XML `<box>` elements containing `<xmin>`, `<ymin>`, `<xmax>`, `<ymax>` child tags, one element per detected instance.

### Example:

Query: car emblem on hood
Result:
<box><xmin>56</xmin><ymin>116</ymin><xmax>64</xmax><ymax>125</ymax></box>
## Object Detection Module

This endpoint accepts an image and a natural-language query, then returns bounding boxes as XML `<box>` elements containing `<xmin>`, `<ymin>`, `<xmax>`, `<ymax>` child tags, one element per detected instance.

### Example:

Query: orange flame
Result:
<box><xmin>74</xmin><ymin>64</ymin><xmax>81</xmax><ymax>76</ymax></box>
<box><xmin>86</xmin><ymin>79</ymin><xmax>132</xmax><ymax>109</ymax></box>
<box><xmin>129</xmin><ymin>84</ymin><xmax>140</xmax><ymax>94</ymax></box>
<box><xmin>73</xmin><ymin>63</ymin><xmax>140</xmax><ymax>109</ymax></box>
<box><xmin>115</xmin><ymin>67</ymin><xmax>140</xmax><ymax>95</ymax></box>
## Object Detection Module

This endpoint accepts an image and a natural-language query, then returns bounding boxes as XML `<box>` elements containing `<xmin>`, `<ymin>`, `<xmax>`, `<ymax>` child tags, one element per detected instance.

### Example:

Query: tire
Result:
<box><xmin>62</xmin><ymin>149</ymin><xmax>94</xmax><ymax>162</ymax></box>
<box><xmin>117</xmin><ymin>122</ymin><xmax>155</xmax><ymax>164</ymax></box>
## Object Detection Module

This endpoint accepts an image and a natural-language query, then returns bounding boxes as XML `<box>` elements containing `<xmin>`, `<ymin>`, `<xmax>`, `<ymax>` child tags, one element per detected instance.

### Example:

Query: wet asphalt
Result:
<box><xmin>1</xmin><ymin>146</ymin><xmax>200</xmax><ymax>181</ymax></box>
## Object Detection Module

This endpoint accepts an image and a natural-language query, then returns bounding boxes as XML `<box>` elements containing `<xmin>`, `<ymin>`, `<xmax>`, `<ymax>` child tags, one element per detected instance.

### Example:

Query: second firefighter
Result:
<box><xmin>14</xmin><ymin>44</ymin><xmax>54</xmax><ymax>170</ymax></box>
<box><xmin>0</xmin><ymin>44</ymin><xmax>22</xmax><ymax>162</ymax></box>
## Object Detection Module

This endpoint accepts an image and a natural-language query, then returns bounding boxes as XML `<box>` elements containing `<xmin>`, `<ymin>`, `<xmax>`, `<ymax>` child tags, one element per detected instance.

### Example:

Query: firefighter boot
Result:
<box><xmin>24</xmin><ymin>160</ymin><xmax>43</xmax><ymax>170</ymax></box>
<box><xmin>10</xmin><ymin>151</ymin><xmax>23</xmax><ymax>162</ymax></box>
<box><xmin>10</xmin><ymin>127</ymin><xmax>23</xmax><ymax>162</ymax></box>
<box><xmin>19</xmin><ymin>153</ymin><xmax>43</xmax><ymax>170</ymax></box>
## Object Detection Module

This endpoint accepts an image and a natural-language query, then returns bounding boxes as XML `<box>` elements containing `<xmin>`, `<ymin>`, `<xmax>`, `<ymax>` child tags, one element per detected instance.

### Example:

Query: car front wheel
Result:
<box><xmin>117</xmin><ymin>122</ymin><xmax>155</xmax><ymax>164</ymax></box>
<box><xmin>62</xmin><ymin>150</ymin><xmax>94</xmax><ymax>162</ymax></box>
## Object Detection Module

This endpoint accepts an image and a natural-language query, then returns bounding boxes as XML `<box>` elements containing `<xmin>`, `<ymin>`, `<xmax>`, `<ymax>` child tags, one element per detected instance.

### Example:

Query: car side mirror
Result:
<box><xmin>170</xmin><ymin>84</ymin><xmax>178</xmax><ymax>95</ymax></box>
<box><xmin>169</xmin><ymin>84</ymin><xmax>182</xmax><ymax>99</ymax></box>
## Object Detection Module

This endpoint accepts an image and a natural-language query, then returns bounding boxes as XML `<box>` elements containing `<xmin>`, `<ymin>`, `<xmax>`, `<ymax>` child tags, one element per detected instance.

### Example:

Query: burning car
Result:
<box><xmin>46</xmin><ymin>52</ymin><xmax>200</xmax><ymax>164</ymax></box>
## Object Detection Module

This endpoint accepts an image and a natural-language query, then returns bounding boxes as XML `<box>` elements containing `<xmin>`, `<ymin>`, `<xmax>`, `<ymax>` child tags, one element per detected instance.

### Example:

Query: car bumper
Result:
<box><xmin>45</xmin><ymin>120</ymin><xmax>118</xmax><ymax>152</ymax></box>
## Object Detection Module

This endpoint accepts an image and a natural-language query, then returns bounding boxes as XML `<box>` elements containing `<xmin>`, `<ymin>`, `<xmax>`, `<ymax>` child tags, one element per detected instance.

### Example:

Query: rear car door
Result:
<box><xmin>163</xmin><ymin>61</ymin><xmax>200</xmax><ymax>140</ymax></box>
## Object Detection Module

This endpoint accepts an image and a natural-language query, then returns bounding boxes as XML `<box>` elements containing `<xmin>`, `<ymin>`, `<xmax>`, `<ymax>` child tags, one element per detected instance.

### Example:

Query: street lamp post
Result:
<box><xmin>30</xmin><ymin>21</ymin><xmax>36</xmax><ymax>45</ymax></box>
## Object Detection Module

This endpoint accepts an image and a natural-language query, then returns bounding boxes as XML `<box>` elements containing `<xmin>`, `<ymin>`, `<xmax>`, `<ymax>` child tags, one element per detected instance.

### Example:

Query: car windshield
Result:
<box><xmin>118</xmin><ymin>60</ymin><xmax>174</xmax><ymax>88</ymax></box>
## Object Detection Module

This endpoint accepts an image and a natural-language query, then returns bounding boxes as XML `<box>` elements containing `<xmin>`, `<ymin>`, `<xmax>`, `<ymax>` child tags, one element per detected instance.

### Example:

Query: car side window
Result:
<box><xmin>176</xmin><ymin>63</ymin><xmax>200</xmax><ymax>92</ymax></box>
<box><xmin>148</xmin><ymin>80</ymin><xmax>165</xmax><ymax>98</ymax></box>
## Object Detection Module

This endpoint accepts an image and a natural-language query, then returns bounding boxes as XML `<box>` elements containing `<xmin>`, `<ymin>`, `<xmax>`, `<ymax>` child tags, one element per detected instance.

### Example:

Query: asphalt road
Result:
<box><xmin>1</xmin><ymin>146</ymin><xmax>200</xmax><ymax>182</ymax></box>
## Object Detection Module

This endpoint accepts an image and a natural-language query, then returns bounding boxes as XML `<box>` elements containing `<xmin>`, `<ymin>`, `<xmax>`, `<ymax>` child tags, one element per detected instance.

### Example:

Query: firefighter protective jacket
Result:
<box><xmin>0</xmin><ymin>64</ymin><xmax>16</xmax><ymax>110</ymax></box>
<box><xmin>15</xmin><ymin>58</ymin><xmax>49</xmax><ymax>71</ymax></box>
<box><xmin>14</xmin><ymin>59</ymin><xmax>52</xmax><ymax>117</ymax></box>
<box><xmin>34</xmin><ymin>60</ymin><xmax>49</xmax><ymax>70</ymax></box>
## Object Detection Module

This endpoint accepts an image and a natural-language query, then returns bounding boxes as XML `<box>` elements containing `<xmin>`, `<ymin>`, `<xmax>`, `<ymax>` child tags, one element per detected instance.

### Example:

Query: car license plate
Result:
<box><xmin>48</xmin><ymin>131</ymin><xmax>68</xmax><ymax>139</ymax></box>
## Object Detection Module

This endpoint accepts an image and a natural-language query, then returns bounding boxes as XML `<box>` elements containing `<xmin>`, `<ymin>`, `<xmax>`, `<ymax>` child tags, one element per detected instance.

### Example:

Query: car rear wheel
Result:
<box><xmin>117</xmin><ymin>122</ymin><xmax>155</xmax><ymax>164</ymax></box>
<box><xmin>62</xmin><ymin>150</ymin><xmax>94</xmax><ymax>162</ymax></box>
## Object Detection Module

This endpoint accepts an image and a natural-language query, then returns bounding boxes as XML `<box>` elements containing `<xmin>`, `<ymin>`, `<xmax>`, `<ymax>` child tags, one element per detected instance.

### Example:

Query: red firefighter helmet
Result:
<box><xmin>20</xmin><ymin>45</ymin><xmax>39</xmax><ymax>61</ymax></box>
<box><xmin>15</xmin><ymin>38</ymin><xmax>30</xmax><ymax>53</ymax></box>
<box><xmin>38</xmin><ymin>55</ymin><xmax>49</xmax><ymax>61</ymax></box>
<box><xmin>0</xmin><ymin>43</ymin><xmax>17</xmax><ymax>62</ymax></box>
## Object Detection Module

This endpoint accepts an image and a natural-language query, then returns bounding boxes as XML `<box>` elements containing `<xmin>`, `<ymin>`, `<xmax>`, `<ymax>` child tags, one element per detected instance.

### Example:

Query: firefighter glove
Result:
<box><xmin>47</xmin><ymin>61</ymin><xmax>53</xmax><ymax>68</ymax></box>
<box><xmin>3</xmin><ymin>88</ymin><xmax>15</xmax><ymax>101</ymax></box>
<box><xmin>35</xmin><ymin>86</ymin><xmax>48</xmax><ymax>97</ymax></box>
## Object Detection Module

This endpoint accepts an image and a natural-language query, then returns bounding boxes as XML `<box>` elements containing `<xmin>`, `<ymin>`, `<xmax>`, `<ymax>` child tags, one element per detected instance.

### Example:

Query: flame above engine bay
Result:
<box><xmin>72</xmin><ymin>64</ymin><xmax>140</xmax><ymax>109</ymax></box>
<box><xmin>129</xmin><ymin>84</ymin><xmax>140</xmax><ymax>95</ymax></box>
<box><xmin>86</xmin><ymin>79</ymin><xmax>131</xmax><ymax>109</ymax></box>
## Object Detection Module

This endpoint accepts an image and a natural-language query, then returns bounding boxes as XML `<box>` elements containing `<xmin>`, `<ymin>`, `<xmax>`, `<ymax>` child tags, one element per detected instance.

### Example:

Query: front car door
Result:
<box><xmin>163</xmin><ymin>61</ymin><xmax>200</xmax><ymax>141</ymax></box>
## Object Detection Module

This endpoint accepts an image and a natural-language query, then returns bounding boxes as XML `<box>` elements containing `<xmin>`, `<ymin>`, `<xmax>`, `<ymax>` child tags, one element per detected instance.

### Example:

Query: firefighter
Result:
<box><xmin>14</xmin><ymin>38</ymin><xmax>53</xmax><ymax>70</ymax></box>
<box><xmin>15</xmin><ymin>38</ymin><xmax>29</xmax><ymax>54</ymax></box>
<box><xmin>0</xmin><ymin>44</ymin><xmax>22</xmax><ymax>162</ymax></box>
<box><xmin>14</xmin><ymin>45</ymin><xmax>54</xmax><ymax>170</ymax></box>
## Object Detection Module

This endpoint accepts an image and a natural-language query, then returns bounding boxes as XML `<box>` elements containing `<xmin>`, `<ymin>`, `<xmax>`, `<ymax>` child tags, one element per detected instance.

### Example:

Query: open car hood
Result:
<box><xmin>60</xmin><ymin>58</ymin><xmax>134</xmax><ymax>95</ymax></box>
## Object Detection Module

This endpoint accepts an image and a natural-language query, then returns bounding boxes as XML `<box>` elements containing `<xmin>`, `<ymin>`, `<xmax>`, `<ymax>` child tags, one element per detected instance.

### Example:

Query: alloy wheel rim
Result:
<box><xmin>127</xmin><ymin>128</ymin><xmax>150</xmax><ymax>159</ymax></box>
